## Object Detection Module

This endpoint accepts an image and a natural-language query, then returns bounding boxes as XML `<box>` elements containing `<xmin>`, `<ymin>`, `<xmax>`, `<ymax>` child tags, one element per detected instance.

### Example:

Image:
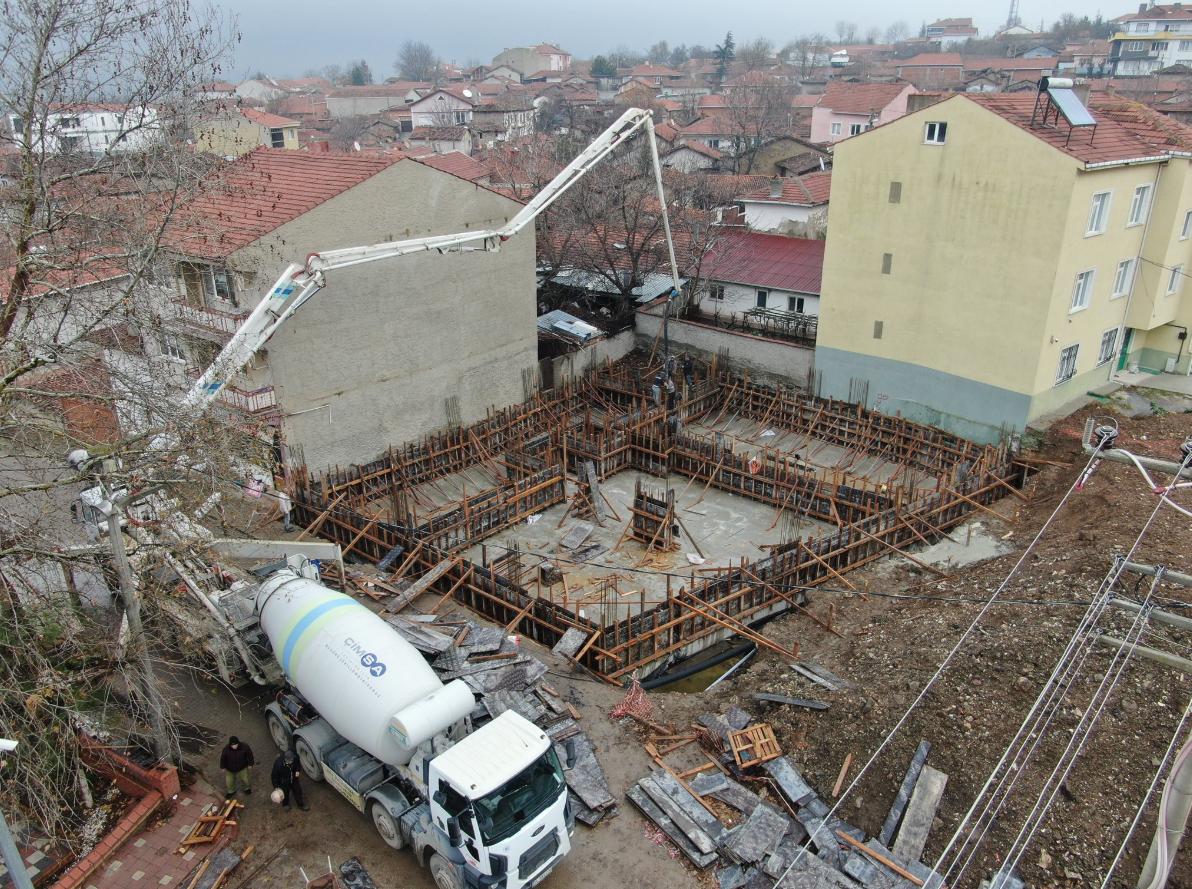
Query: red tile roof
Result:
<box><xmin>653</xmin><ymin>123</ymin><xmax>679</xmax><ymax>142</ymax></box>
<box><xmin>792</xmin><ymin>94</ymin><xmax>820</xmax><ymax>108</ymax></box>
<box><xmin>741</xmin><ymin>171</ymin><xmax>832</xmax><ymax>205</ymax></box>
<box><xmin>167</xmin><ymin>150</ymin><xmax>397</xmax><ymax>259</ymax></box>
<box><xmin>327</xmin><ymin>83</ymin><xmax>429</xmax><ymax>98</ymax></box>
<box><xmin>703</xmin><ymin>231</ymin><xmax>825</xmax><ymax>294</ymax></box>
<box><xmin>817</xmin><ymin>81</ymin><xmax>912</xmax><ymax>115</ymax></box>
<box><xmin>963</xmin><ymin>93</ymin><xmax>1176</xmax><ymax>165</ymax></box>
<box><xmin>632</xmin><ymin>63</ymin><xmax>682</xmax><ymax>78</ymax></box>
<box><xmin>897</xmin><ymin>53</ymin><xmax>964</xmax><ymax>68</ymax></box>
<box><xmin>414</xmin><ymin>151</ymin><xmax>490</xmax><ymax>182</ymax></box>
<box><xmin>1117</xmin><ymin>4</ymin><xmax>1192</xmax><ymax>21</ymax></box>
<box><xmin>673</xmin><ymin>141</ymin><xmax>725</xmax><ymax>160</ymax></box>
<box><xmin>240</xmin><ymin>108</ymin><xmax>299</xmax><ymax>128</ymax></box>
<box><xmin>681</xmin><ymin>117</ymin><xmax>736</xmax><ymax>135</ymax></box>
<box><xmin>409</xmin><ymin>125</ymin><xmax>468</xmax><ymax>140</ymax></box>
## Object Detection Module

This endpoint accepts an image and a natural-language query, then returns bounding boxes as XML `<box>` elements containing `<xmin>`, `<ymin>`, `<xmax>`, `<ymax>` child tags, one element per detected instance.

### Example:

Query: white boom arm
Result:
<box><xmin>181</xmin><ymin>107</ymin><xmax>681</xmax><ymax>418</ymax></box>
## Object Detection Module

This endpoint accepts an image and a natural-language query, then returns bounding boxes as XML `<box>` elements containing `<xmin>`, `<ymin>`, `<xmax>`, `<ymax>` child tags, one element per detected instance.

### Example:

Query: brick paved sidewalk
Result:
<box><xmin>86</xmin><ymin>778</ymin><xmax>222</xmax><ymax>889</ymax></box>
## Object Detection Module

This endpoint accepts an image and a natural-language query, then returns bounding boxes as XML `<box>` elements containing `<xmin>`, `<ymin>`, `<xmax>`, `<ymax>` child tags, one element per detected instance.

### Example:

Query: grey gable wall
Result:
<box><xmin>236</xmin><ymin>160</ymin><xmax>536</xmax><ymax>470</ymax></box>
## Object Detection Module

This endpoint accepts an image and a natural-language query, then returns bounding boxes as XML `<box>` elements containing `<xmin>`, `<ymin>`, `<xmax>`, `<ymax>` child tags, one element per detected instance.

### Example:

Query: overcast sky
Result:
<box><xmin>217</xmin><ymin>0</ymin><xmax>1112</xmax><ymax>80</ymax></box>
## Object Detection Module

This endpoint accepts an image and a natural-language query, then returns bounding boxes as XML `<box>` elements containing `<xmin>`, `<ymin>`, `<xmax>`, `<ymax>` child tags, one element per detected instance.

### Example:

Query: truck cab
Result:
<box><xmin>426</xmin><ymin>712</ymin><xmax>571</xmax><ymax>889</ymax></box>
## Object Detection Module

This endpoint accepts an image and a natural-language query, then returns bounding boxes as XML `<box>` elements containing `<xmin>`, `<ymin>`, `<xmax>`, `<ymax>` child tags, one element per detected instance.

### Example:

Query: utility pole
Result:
<box><xmin>103</xmin><ymin>493</ymin><xmax>172</xmax><ymax>765</ymax></box>
<box><xmin>0</xmin><ymin>740</ymin><xmax>35</xmax><ymax>889</ymax></box>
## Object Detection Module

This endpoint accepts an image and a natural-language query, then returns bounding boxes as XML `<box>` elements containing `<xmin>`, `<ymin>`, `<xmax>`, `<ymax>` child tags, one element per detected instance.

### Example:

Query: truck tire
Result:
<box><xmin>294</xmin><ymin>736</ymin><xmax>323</xmax><ymax>782</ymax></box>
<box><xmin>370</xmin><ymin>802</ymin><xmax>406</xmax><ymax>850</ymax></box>
<box><xmin>429</xmin><ymin>854</ymin><xmax>462</xmax><ymax>889</ymax></box>
<box><xmin>266</xmin><ymin>712</ymin><xmax>292</xmax><ymax>752</ymax></box>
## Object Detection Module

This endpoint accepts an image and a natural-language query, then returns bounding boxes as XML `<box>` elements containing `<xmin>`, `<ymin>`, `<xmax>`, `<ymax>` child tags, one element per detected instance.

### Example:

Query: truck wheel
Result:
<box><xmin>266</xmin><ymin>712</ymin><xmax>292</xmax><ymax>752</ymax></box>
<box><xmin>429</xmin><ymin>854</ymin><xmax>462</xmax><ymax>889</ymax></box>
<box><xmin>294</xmin><ymin>736</ymin><xmax>323</xmax><ymax>782</ymax></box>
<box><xmin>370</xmin><ymin>802</ymin><xmax>406</xmax><ymax>850</ymax></box>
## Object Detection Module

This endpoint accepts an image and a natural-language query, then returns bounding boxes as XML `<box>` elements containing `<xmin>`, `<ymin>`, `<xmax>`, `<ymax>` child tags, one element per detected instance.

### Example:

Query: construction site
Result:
<box><xmin>288</xmin><ymin>357</ymin><xmax>1020</xmax><ymax>687</ymax></box>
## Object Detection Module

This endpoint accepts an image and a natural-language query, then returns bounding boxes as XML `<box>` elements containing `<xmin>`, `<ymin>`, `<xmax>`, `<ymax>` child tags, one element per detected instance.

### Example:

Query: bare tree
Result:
<box><xmin>647</xmin><ymin>40</ymin><xmax>670</xmax><ymax>64</ymax></box>
<box><xmin>395</xmin><ymin>39</ymin><xmax>439</xmax><ymax>81</ymax></box>
<box><xmin>738</xmin><ymin>37</ymin><xmax>775</xmax><ymax>71</ymax></box>
<box><xmin>0</xmin><ymin>0</ymin><xmax>248</xmax><ymax>845</ymax></box>
<box><xmin>835</xmin><ymin>20</ymin><xmax>859</xmax><ymax>43</ymax></box>
<box><xmin>885</xmin><ymin>21</ymin><xmax>910</xmax><ymax>43</ymax></box>
<box><xmin>722</xmin><ymin>74</ymin><xmax>799</xmax><ymax>173</ymax></box>
<box><xmin>865</xmin><ymin>26</ymin><xmax>882</xmax><ymax>44</ymax></box>
<box><xmin>329</xmin><ymin>114</ymin><xmax>374</xmax><ymax>151</ymax></box>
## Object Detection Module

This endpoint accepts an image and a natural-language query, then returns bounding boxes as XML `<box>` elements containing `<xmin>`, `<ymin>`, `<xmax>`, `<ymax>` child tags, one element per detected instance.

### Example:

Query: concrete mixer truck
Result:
<box><xmin>252</xmin><ymin>558</ymin><xmax>574</xmax><ymax>889</ymax></box>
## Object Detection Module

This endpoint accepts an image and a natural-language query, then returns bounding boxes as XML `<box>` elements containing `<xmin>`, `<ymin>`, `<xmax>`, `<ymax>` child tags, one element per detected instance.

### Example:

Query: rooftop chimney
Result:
<box><xmin>1140</xmin><ymin>3</ymin><xmax>1148</xmax><ymax>12</ymax></box>
<box><xmin>769</xmin><ymin>178</ymin><xmax>784</xmax><ymax>198</ymax></box>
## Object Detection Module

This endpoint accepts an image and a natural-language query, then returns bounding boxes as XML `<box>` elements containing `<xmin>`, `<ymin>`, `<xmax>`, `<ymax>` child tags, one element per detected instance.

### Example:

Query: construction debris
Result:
<box><xmin>628</xmin><ymin>702</ymin><xmax>947</xmax><ymax>889</ymax></box>
<box><xmin>728</xmin><ymin>723</ymin><xmax>782</xmax><ymax>769</ymax></box>
<box><xmin>177</xmin><ymin>799</ymin><xmax>242</xmax><ymax>851</ymax></box>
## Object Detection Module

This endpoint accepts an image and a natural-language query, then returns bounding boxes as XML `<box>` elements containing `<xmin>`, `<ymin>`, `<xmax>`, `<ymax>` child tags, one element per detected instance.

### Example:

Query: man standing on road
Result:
<box><xmin>220</xmin><ymin>736</ymin><xmax>254</xmax><ymax>799</ymax></box>
<box><xmin>271</xmin><ymin>750</ymin><xmax>308</xmax><ymax>811</ymax></box>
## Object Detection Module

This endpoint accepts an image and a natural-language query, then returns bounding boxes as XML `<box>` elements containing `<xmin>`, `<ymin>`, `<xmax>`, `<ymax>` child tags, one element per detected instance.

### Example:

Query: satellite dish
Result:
<box><xmin>462</xmin><ymin>88</ymin><xmax>473</xmax><ymax>98</ymax></box>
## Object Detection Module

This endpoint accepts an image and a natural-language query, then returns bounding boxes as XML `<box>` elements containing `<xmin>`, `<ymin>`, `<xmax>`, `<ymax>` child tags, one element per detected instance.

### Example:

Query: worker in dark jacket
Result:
<box><xmin>271</xmin><ymin>750</ymin><xmax>308</xmax><ymax>811</ymax></box>
<box><xmin>220</xmin><ymin>736</ymin><xmax>254</xmax><ymax>799</ymax></box>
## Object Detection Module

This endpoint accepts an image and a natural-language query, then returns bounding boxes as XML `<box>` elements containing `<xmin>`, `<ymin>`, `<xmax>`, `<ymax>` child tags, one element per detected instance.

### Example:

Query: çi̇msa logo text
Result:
<box><xmin>345</xmin><ymin>638</ymin><xmax>386</xmax><ymax>677</ymax></box>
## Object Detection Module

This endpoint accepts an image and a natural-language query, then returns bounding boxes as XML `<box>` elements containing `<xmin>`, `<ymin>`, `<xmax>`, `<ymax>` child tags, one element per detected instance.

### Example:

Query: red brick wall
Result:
<box><xmin>50</xmin><ymin>737</ymin><xmax>178</xmax><ymax>889</ymax></box>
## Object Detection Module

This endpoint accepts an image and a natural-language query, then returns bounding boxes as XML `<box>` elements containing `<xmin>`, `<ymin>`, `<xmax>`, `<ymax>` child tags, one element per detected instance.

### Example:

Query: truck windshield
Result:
<box><xmin>473</xmin><ymin>748</ymin><xmax>564</xmax><ymax>844</ymax></box>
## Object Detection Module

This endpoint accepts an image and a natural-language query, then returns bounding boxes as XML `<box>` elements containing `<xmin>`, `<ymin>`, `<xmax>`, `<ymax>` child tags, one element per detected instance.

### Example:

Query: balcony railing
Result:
<box><xmin>184</xmin><ymin>368</ymin><xmax>277</xmax><ymax>416</ymax></box>
<box><xmin>171</xmin><ymin>299</ymin><xmax>249</xmax><ymax>339</ymax></box>
<box><xmin>681</xmin><ymin>303</ymin><xmax>818</xmax><ymax>346</ymax></box>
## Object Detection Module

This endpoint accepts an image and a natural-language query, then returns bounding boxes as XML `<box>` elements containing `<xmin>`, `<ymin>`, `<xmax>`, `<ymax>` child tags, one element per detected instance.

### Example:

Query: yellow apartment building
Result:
<box><xmin>816</xmin><ymin>90</ymin><xmax>1192</xmax><ymax>443</ymax></box>
<box><xmin>195</xmin><ymin>107</ymin><xmax>301</xmax><ymax>158</ymax></box>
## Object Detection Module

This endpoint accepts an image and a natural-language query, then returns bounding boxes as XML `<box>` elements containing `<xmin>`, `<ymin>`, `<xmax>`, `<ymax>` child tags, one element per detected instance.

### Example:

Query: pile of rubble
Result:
<box><xmin>626</xmin><ymin>701</ymin><xmax>967</xmax><ymax>889</ymax></box>
<box><xmin>383</xmin><ymin>611</ymin><xmax>618</xmax><ymax>827</ymax></box>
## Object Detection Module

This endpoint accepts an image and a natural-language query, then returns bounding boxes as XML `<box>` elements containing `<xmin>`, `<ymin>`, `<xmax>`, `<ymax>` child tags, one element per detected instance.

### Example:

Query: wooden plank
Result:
<box><xmin>390</xmin><ymin>558</ymin><xmax>459</xmax><ymax>611</ymax></box>
<box><xmin>753</xmin><ymin>693</ymin><xmax>829</xmax><ymax>710</ymax></box>
<box><xmin>638</xmin><ymin>776</ymin><xmax>718</xmax><ymax>855</ymax></box>
<box><xmin>625</xmin><ymin>787</ymin><xmax>718</xmax><ymax>869</ymax></box>
<box><xmin>790</xmin><ymin>663</ymin><xmax>842</xmax><ymax>691</ymax></box>
<box><xmin>879</xmin><ymin>740</ymin><xmax>931</xmax><ymax>847</ymax></box>
<box><xmin>832</xmin><ymin>753</ymin><xmax>853</xmax><ymax>798</ymax></box>
<box><xmin>892</xmin><ymin>765</ymin><xmax>948</xmax><ymax>864</ymax></box>
<box><xmin>836</xmin><ymin>831</ymin><xmax>924</xmax><ymax>886</ymax></box>
<box><xmin>295</xmin><ymin>492</ymin><xmax>346</xmax><ymax>541</ymax></box>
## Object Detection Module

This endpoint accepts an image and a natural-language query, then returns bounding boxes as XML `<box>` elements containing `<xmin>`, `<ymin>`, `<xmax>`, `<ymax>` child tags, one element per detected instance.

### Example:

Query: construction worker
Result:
<box><xmin>652</xmin><ymin>372</ymin><xmax>665</xmax><ymax>407</ymax></box>
<box><xmin>665</xmin><ymin>376</ymin><xmax>677</xmax><ymax>410</ymax></box>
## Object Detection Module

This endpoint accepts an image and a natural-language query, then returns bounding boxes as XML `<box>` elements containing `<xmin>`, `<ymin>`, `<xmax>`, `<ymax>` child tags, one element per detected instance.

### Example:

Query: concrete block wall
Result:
<box><xmin>635</xmin><ymin>306</ymin><xmax>814</xmax><ymax>388</ymax></box>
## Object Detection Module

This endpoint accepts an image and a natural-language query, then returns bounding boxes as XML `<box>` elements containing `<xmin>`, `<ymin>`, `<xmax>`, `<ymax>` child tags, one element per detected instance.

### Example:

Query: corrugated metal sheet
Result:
<box><xmin>703</xmin><ymin>231</ymin><xmax>825</xmax><ymax>295</ymax></box>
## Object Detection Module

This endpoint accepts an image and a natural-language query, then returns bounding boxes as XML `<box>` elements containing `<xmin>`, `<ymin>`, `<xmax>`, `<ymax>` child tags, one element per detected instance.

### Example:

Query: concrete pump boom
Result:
<box><xmin>181</xmin><ymin>107</ymin><xmax>680</xmax><ymax>420</ymax></box>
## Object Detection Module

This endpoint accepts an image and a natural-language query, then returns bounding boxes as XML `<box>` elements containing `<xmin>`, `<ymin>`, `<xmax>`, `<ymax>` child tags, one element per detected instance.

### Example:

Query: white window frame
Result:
<box><xmin>830</xmin><ymin>122</ymin><xmax>842</xmax><ymax>136</ymax></box>
<box><xmin>1182</xmin><ymin>209</ymin><xmax>1192</xmax><ymax>239</ymax></box>
<box><xmin>788</xmin><ymin>295</ymin><xmax>805</xmax><ymax>313</ymax></box>
<box><xmin>1112</xmin><ymin>258</ymin><xmax>1135</xmax><ymax>298</ymax></box>
<box><xmin>1128</xmin><ymin>184</ymin><xmax>1152</xmax><ymax>226</ymax></box>
<box><xmin>1070</xmin><ymin>269</ymin><xmax>1095</xmax><ymax>312</ymax></box>
<box><xmin>1128</xmin><ymin>41</ymin><xmax>1148</xmax><ymax>51</ymax></box>
<box><xmin>159</xmin><ymin>333</ymin><xmax>185</xmax><ymax>362</ymax></box>
<box><xmin>1055</xmin><ymin>343</ymin><xmax>1080</xmax><ymax>385</ymax></box>
<box><xmin>1181</xmin><ymin>40</ymin><xmax>1192</xmax><ymax>51</ymax></box>
<box><xmin>756</xmin><ymin>290</ymin><xmax>769</xmax><ymax>308</ymax></box>
<box><xmin>1168</xmin><ymin>264</ymin><xmax>1183</xmax><ymax>295</ymax></box>
<box><xmin>1136</xmin><ymin>22</ymin><xmax>1151</xmax><ymax>33</ymax></box>
<box><xmin>1097</xmin><ymin>328</ymin><xmax>1118</xmax><ymax>366</ymax></box>
<box><xmin>1086</xmin><ymin>191</ymin><xmax>1111</xmax><ymax>235</ymax></box>
<box><xmin>924</xmin><ymin>121</ymin><xmax>947</xmax><ymax>144</ymax></box>
<box><xmin>849</xmin><ymin>123</ymin><xmax>863</xmax><ymax>136</ymax></box>
<box><xmin>708</xmin><ymin>283</ymin><xmax>725</xmax><ymax>301</ymax></box>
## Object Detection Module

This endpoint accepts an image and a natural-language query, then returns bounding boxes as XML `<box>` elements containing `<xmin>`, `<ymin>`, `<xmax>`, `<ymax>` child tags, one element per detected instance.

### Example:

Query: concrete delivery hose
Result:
<box><xmin>1138</xmin><ymin>735</ymin><xmax>1192</xmax><ymax>889</ymax></box>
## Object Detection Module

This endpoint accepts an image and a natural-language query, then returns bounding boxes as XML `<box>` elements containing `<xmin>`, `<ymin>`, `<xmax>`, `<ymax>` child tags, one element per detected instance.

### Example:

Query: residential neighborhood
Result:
<box><xmin>6</xmin><ymin>6</ymin><xmax>1192</xmax><ymax>889</ymax></box>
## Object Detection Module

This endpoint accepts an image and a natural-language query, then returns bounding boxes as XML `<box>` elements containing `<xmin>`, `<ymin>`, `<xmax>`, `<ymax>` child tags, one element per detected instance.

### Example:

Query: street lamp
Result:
<box><xmin>0</xmin><ymin>740</ymin><xmax>35</xmax><ymax>889</ymax></box>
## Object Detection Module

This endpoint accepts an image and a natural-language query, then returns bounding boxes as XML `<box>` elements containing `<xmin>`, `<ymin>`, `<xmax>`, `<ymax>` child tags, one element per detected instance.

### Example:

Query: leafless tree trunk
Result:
<box><xmin>0</xmin><ymin>0</ymin><xmax>243</xmax><ymax>846</ymax></box>
<box><xmin>395</xmin><ymin>40</ymin><xmax>440</xmax><ymax>82</ymax></box>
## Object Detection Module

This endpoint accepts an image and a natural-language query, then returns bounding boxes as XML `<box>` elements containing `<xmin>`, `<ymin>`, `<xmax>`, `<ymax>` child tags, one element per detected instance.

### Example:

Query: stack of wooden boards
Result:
<box><xmin>628</xmin><ymin>706</ymin><xmax>954</xmax><ymax>889</ymax></box>
<box><xmin>384</xmin><ymin>610</ymin><xmax>618</xmax><ymax>827</ymax></box>
<box><xmin>178</xmin><ymin>842</ymin><xmax>255</xmax><ymax>889</ymax></box>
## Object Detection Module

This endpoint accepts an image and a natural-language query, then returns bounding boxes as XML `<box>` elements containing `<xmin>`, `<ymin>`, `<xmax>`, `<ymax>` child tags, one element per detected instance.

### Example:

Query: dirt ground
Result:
<box><xmin>174</xmin><ymin>398</ymin><xmax>1192</xmax><ymax>889</ymax></box>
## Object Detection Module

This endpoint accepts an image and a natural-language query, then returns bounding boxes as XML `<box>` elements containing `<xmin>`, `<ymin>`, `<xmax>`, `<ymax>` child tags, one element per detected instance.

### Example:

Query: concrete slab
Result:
<box><xmin>463</xmin><ymin>470</ymin><xmax>833</xmax><ymax>622</ymax></box>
